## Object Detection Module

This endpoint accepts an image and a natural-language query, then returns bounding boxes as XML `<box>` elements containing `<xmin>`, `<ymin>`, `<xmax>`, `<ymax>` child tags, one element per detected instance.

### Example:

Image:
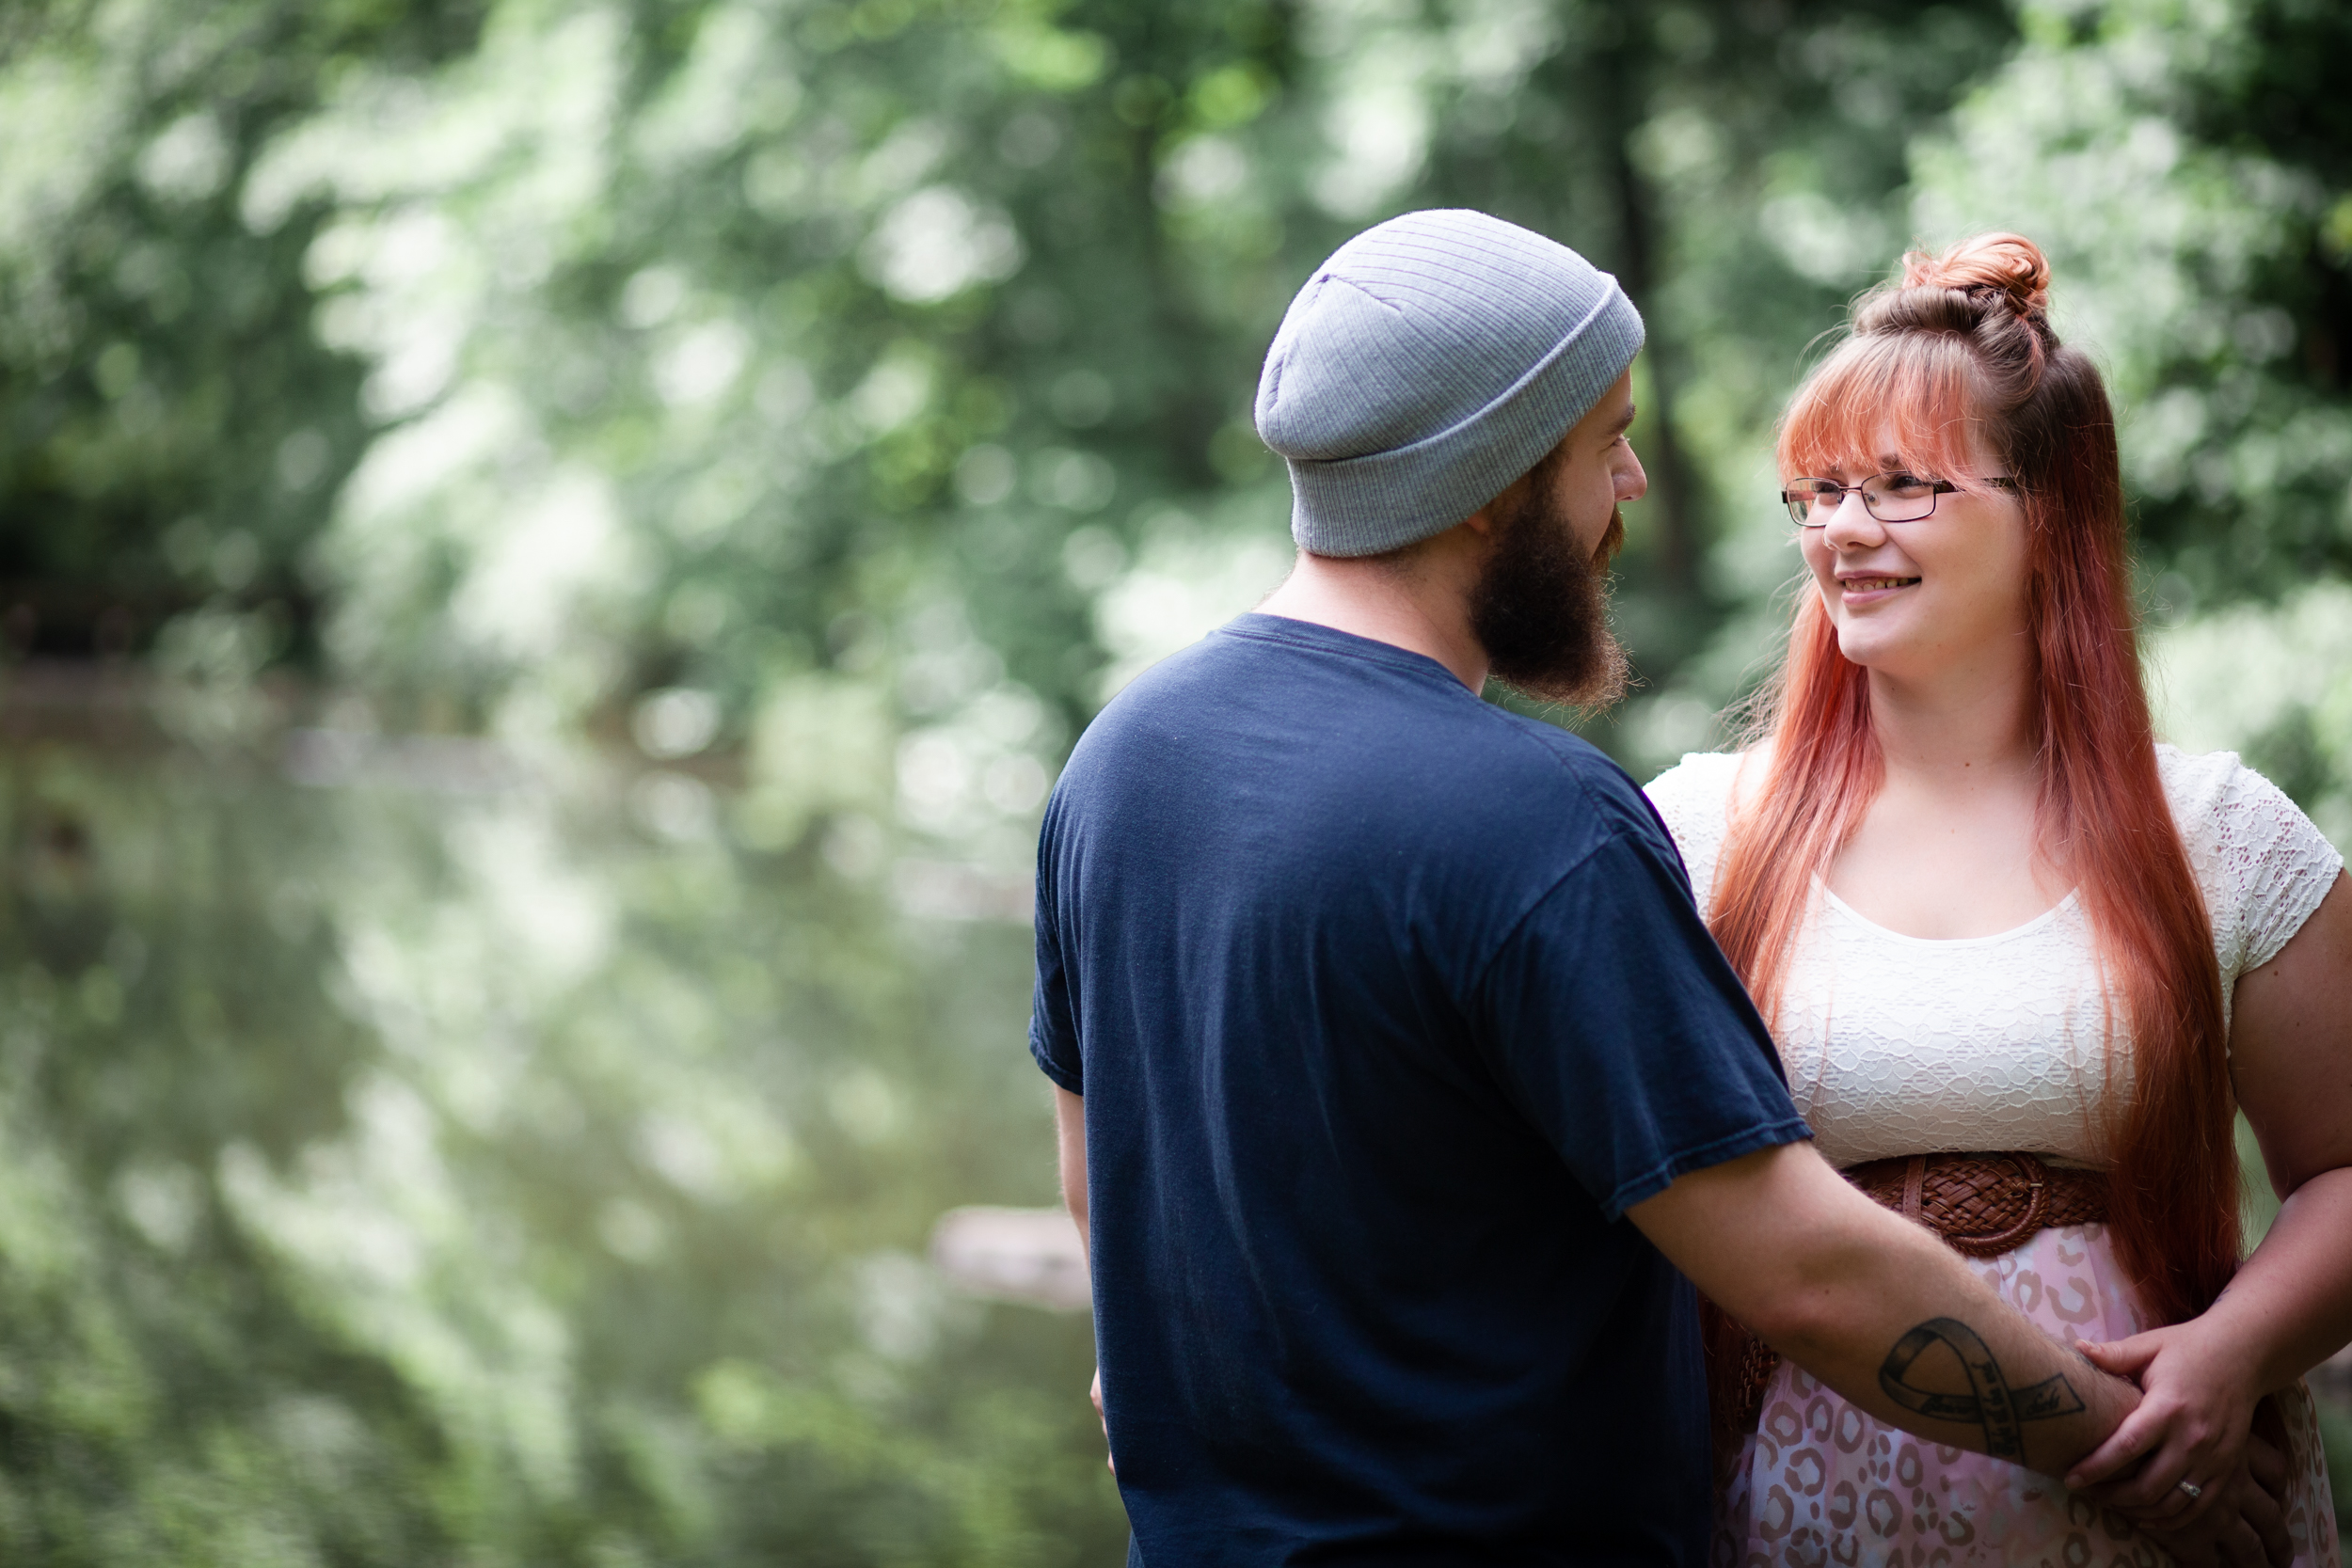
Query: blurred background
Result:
<box><xmin>1</xmin><ymin>0</ymin><xmax>2348</xmax><ymax>1559</ymax></box>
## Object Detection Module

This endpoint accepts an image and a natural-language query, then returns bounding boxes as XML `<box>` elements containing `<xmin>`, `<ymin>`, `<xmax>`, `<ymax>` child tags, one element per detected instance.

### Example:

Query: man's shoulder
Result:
<box><xmin>1465</xmin><ymin>706</ymin><xmax>1667</xmax><ymax>844</ymax></box>
<box><xmin>1124</xmin><ymin>614</ymin><xmax>1470</xmax><ymax>708</ymax></box>
<box><xmin>1056</xmin><ymin>629</ymin><xmax>1255</xmax><ymax>773</ymax></box>
<box><xmin>1062</xmin><ymin>615</ymin><xmax>1475</xmax><ymax>774</ymax></box>
<box><xmin>1473</xmin><ymin>703</ymin><xmax>1627</xmax><ymax>780</ymax></box>
<box><xmin>1053</xmin><ymin>618</ymin><xmax>1668</xmax><ymax>865</ymax></box>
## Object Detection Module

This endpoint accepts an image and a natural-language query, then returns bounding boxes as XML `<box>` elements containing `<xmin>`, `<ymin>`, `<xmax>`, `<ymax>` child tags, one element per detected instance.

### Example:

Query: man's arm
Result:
<box><xmin>1628</xmin><ymin>1140</ymin><xmax>2137</xmax><ymax>1478</ymax></box>
<box><xmin>1055</xmin><ymin>1085</ymin><xmax>1088</xmax><ymax>1255</ymax></box>
<box><xmin>1054</xmin><ymin>1086</ymin><xmax>1110</xmax><ymax>1465</ymax></box>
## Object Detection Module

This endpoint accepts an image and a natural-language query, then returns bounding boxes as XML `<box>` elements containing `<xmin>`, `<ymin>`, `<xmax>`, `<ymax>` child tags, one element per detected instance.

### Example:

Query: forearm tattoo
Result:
<box><xmin>1877</xmin><ymin>1318</ymin><xmax>2086</xmax><ymax>1463</ymax></box>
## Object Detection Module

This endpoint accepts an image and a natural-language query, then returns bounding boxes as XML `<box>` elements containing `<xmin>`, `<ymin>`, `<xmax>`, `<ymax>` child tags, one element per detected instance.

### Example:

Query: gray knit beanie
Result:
<box><xmin>1253</xmin><ymin>210</ymin><xmax>1645</xmax><ymax>557</ymax></box>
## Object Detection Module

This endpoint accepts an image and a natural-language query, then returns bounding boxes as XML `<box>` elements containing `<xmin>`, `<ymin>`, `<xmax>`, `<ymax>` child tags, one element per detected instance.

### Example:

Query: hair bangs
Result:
<box><xmin>1776</xmin><ymin>334</ymin><xmax>1996</xmax><ymax>494</ymax></box>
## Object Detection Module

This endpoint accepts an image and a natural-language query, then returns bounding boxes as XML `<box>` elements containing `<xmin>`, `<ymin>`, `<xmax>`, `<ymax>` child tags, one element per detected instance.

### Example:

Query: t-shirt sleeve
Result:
<box><xmin>1471</xmin><ymin>827</ymin><xmax>1809</xmax><ymax>1220</ymax></box>
<box><xmin>1028</xmin><ymin>817</ymin><xmax>1083</xmax><ymax>1096</ymax></box>
<box><xmin>2221</xmin><ymin>765</ymin><xmax>2344</xmax><ymax>975</ymax></box>
<box><xmin>2173</xmin><ymin>752</ymin><xmax>2346</xmax><ymax>980</ymax></box>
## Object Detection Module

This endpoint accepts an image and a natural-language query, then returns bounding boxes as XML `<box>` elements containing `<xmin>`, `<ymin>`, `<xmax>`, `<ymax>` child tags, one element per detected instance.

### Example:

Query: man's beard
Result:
<box><xmin>1469</xmin><ymin>481</ymin><xmax>1631</xmax><ymax>711</ymax></box>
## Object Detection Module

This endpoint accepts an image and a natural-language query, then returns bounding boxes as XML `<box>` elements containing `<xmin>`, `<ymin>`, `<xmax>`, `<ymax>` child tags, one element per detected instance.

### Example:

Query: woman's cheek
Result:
<box><xmin>1802</xmin><ymin>542</ymin><xmax>1841</xmax><ymax>607</ymax></box>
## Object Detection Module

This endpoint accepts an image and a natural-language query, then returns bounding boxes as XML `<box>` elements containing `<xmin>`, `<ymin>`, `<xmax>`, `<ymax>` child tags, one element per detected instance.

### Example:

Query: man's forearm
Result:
<box><xmin>1631</xmin><ymin>1143</ymin><xmax>2138</xmax><ymax>1478</ymax></box>
<box><xmin>1756</xmin><ymin>1207</ymin><xmax>2137</xmax><ymax>1476</ymax></box>
<box><xmin>1054</xmin><ymin>1085</ymin><xmax>1089</xmax><ymax>1255</ymax></box>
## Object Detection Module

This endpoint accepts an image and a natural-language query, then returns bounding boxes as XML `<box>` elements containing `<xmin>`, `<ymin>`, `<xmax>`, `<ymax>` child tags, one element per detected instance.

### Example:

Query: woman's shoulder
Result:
<box><xmin>1642</xmin><ymin>749</ymin><xmax>1748</xmax><ymax>817</ymax></box>
<box><xmin>2155</xmin><ymin>742</ymin><xmax>2315</xmax><ymax>833</ymax></box>
<box><xmin>1641</xmin><ymin>750</ymin><xmax>1758</xmax><ymax>870</ymax></box>
<box><xmin>1641</xmin><ymin>752</ymin><xmax>1754</xmax><ymax>913</ymax></box>
<box><xmin>2154</xmin><ymin>742</ymin><xmax>2344</xmax><ymax>974</ymax></box>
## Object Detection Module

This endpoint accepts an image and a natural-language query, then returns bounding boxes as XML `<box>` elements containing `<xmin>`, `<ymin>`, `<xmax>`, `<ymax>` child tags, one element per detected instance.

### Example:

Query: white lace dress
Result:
<box><xmin>1645</xmin><ymin>744</ymin><xmax>2344</xmax><ymax>1568</ymax></box>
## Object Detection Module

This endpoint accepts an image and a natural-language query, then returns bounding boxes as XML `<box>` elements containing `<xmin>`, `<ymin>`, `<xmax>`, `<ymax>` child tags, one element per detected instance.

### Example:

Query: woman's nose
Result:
<box><xmin>1820</xmin><ymin>489</ymin><xmax>1883</xmax><ymax>547</ymax></box>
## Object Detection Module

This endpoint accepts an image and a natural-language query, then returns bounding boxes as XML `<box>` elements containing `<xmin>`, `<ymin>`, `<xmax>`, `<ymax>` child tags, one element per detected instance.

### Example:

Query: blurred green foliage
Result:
<box><xmin>1</xmin><ymin>0</ymin><xmax>2349</xmax><ymax>1557</ymax></box>
<box><xmin>4</xmin><ymin>0</ymin><xmax>2031</xmax><ymax>739</ymax></box>
<box><xmin>0</xmin><ymin>743</ymin><xmax>1123</xmax><ymax>1562</ymax></box>
<box><xmin>0</xmin><ymin>0</ymin><xmax>492</xmax><ymax>661</ymax></box>
<box><xmin>10</xmin><ymin>0</ymin><xmax>2347</xmax><ymax>797</ymax></box>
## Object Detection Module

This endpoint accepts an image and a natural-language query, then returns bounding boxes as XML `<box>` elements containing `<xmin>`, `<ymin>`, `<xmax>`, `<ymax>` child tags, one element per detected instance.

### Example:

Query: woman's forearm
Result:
<box><xmin>2202</xmin><ymin>1164</ymin><xmax>2352</xmax><ymax>1396</ymax></box>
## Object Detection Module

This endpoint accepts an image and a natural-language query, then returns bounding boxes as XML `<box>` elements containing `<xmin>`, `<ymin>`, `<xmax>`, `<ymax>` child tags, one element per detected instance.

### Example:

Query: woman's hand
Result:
<box><xmin>2135</xmin><ymin>1431</ymin><xmax>2295</xmax><ymax>1568</ymax></box>
<box><xmin>2062</xmin><ymin>1323</ymin><xmax>2262</xmax><ymax>1523</ymax></box>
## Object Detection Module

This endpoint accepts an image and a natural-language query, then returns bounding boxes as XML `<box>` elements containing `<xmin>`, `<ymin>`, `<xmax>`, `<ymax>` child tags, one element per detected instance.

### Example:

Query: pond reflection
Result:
<box><xmin>2</xmin><ymin>731</ymin><xmax>1122</xmax><ymax>1564</ymax></box>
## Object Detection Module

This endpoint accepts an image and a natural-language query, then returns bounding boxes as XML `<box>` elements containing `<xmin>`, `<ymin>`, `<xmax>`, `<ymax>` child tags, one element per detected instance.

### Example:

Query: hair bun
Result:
<box><xmin>1899</xmin><ymin>232</ymin><xmax>2051</xmax><ymax>320</ymax></box>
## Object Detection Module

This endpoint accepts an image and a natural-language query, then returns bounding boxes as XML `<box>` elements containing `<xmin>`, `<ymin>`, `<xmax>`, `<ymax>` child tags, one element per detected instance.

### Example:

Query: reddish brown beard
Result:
<box><xmin>1470</xmin><ymin>486</ymin><xmax>1631</xmax><ymax>711</ymax></box>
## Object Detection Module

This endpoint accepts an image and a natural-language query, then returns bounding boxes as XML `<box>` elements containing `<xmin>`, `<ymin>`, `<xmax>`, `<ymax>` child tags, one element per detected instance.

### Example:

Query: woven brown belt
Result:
<box><xmin>1722</xmin><ymin>1151</ymin><xmax>2111</xmax><ymax>1435</ymax></box>
<box><xmin>1844</xmin><ymin>1151</ymin><xmax>2111</xmax><ymax>1258</ymax></box>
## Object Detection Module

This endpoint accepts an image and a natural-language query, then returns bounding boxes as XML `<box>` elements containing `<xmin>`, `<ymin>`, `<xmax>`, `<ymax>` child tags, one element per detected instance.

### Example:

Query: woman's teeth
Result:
<box><xmin>1843</xmin><ymin>577</ymin><xmax>1919</xmax><ymax>592</ymax></box>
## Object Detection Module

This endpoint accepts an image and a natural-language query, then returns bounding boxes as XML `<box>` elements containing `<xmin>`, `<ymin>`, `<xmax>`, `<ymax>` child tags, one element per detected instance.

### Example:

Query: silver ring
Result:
<box><xmin>2178</xmin><ymin>1480</ymin><xmax>2202</xmax><ymax>1501</ymax></box>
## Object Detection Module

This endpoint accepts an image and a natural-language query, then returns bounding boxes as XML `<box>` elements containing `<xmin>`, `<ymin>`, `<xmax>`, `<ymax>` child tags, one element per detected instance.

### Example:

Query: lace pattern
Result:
<box><xmin>1643</xmin><ymin>746</ymin><xmax>2343</xmax><ymax>1169</ymax></box>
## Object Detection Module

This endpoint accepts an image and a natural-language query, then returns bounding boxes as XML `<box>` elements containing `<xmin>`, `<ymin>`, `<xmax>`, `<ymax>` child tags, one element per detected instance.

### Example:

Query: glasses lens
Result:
<box><xmin>1862</xmin><ymin>473</ymin><xmax>1939</xmax><ymax>522</ymax></box>
<box><xmin>1784</xmin><ymin>480</ymin><xmax>1839</xmax><ymax>528</ymax></box>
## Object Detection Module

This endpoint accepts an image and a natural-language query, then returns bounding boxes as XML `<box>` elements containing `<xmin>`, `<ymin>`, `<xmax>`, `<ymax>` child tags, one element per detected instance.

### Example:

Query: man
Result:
<box><xmin>1028</xmin><ymin>210</ymin><xmax>2280</xmax><ymax>1564</ymax></box>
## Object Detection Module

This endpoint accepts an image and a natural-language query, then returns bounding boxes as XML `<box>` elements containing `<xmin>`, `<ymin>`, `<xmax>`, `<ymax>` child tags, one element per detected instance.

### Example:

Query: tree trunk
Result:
<box><xmin>1597</xmin><ymin>6</ymin><xmax>1700</xmax><ymax>601</ymax></box>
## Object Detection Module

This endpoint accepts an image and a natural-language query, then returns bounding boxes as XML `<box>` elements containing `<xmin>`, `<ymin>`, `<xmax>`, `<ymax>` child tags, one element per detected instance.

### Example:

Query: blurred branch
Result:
<box><xmin>1595</xmin><ymin>3</ymin><xmax>1699</xmax><ymax>603</ymax></box>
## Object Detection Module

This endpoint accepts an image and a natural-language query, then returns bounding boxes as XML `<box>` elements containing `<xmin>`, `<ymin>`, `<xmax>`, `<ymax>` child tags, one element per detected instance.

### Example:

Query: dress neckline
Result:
<box><xmin>1812</xmin><ymin>879</ymin><xmax>2083</xmax><ymax>948</ymax></box>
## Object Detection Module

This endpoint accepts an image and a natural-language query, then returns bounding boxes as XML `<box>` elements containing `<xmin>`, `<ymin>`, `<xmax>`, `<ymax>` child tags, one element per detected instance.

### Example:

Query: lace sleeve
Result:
<box><xmin>2158</xmin><ymin>745</ymin><xmax>2346</xmax><ymax>983</ymax></box>
<box><xmin>1641</xmin><ymin>752</ymin><xmax>1743</xmax><ymax>924</ymax></box>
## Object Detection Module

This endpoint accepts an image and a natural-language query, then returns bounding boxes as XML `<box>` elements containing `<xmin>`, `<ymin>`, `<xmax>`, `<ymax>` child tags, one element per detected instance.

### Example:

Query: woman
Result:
<box><xmin>1645</xmin><ymin>234</ymin><xmax>2352</xmax><ymax>1565</ymax></box>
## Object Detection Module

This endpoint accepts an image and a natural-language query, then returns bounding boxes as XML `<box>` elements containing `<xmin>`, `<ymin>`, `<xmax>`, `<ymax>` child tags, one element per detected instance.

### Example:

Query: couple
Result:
<box><xmin>1028</xmin><ymin>210</ymin><xmax>2351</xmax><ymax>1566</ymax></box>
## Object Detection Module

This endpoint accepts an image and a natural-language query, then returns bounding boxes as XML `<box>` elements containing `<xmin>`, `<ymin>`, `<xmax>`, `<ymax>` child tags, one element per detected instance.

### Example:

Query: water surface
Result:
<box><xmin>0</xmin><ymin>725</ymin><xmax>1122</xmax><ymax>1564</ymax></box>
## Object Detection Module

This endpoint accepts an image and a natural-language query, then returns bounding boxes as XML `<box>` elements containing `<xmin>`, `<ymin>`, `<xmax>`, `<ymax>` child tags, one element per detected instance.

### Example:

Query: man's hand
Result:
<box><xmin>1091</xmin><ymin>1366</ymin><xmax>1113</xmax><ymax>1473</ymax></box>
<box><xmin>2130</xmin><ymin>1431</ymin><xmax>2293</xmax><ymax>1568</ymax></box>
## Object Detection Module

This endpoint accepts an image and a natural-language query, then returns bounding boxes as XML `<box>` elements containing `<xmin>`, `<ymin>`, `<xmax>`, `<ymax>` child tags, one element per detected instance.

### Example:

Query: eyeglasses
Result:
<box><xmin>1782</xmin><ymin>473</ymin><xmax>2020</xmax><ymax>529</ymax></box>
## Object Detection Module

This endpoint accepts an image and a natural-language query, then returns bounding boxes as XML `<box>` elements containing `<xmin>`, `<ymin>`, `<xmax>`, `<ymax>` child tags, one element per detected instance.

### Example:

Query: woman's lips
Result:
<box><xmin>1838</xmin><ymin>575</ymin><xmax>1920</xmax><ymax>602</ymax></box>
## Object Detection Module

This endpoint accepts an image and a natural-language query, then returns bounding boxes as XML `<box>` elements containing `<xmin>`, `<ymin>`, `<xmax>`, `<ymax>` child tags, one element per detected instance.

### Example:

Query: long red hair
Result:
<box><xmin>1713</xmin><ymin>234</ymin><xmax>2238</xmax><ymax>1337</ymax></box>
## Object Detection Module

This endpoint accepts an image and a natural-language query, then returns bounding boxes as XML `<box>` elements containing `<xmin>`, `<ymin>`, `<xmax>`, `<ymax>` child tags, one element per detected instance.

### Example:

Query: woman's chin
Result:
<box><xmin>1832</xmin><ymin>625</ymin><xmax>1904</xmax><ymax>669</ymax></box>
<box><xmin>1831</xmin><ymin>624</ymin><xmax>1947</xmax><ymax>680</ymax></box>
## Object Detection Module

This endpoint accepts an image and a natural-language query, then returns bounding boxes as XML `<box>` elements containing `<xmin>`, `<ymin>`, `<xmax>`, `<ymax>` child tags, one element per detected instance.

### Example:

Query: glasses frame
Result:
<box><xmin>1782</xmin><ymin>473</ymin><xmax>2021</xmax><ymax>530</ymax></box>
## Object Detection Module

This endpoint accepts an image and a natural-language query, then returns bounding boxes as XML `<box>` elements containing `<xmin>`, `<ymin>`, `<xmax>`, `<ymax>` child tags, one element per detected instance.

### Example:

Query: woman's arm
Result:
<box><xmin>2067</xmin><ymin>869</ymin><xmax>2352</xmax><ymax>1518</ymax></box>
<box><xmin>2225</xmin><ymin>868</ymin><xmax>2352</xmax><ymax>1386</ymax></box>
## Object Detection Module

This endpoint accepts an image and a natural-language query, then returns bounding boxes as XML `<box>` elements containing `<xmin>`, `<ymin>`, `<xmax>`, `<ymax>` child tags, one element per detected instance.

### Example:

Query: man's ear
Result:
<box><xmin>1460</xmin><ymin>470</ymin><xmax>1527</xmax><ymax>541</ymax></box>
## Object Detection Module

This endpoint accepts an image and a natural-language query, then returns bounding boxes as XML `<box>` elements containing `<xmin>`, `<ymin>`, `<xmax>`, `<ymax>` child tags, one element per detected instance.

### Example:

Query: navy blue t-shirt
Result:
<box><xmin>1030</xmin><ymin>615</ymin><xmax>1807</xmax><ymax>1566</ymax></box>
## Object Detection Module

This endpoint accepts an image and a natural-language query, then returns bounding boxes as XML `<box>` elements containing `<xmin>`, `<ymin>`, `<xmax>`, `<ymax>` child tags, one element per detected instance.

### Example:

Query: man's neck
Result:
<box><xmin>1255</xmin><ymin>546</ymin><xmax>1489</xmax><ymax>691</ymax></box>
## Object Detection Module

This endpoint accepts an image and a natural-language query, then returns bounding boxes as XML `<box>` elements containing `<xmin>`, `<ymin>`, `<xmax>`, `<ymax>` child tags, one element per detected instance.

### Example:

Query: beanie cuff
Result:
<box><xmin>1285</xmin><ymin>284</ymin><xmax>1645</xmax><ymax>557</ymax></box>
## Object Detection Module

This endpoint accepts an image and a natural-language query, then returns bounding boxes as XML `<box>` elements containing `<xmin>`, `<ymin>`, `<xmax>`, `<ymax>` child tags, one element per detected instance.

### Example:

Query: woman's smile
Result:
<box><xmin>1836</xmin><ymin>573</ymin><xmax>1921</xmax><ymax>601</ymax></box>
